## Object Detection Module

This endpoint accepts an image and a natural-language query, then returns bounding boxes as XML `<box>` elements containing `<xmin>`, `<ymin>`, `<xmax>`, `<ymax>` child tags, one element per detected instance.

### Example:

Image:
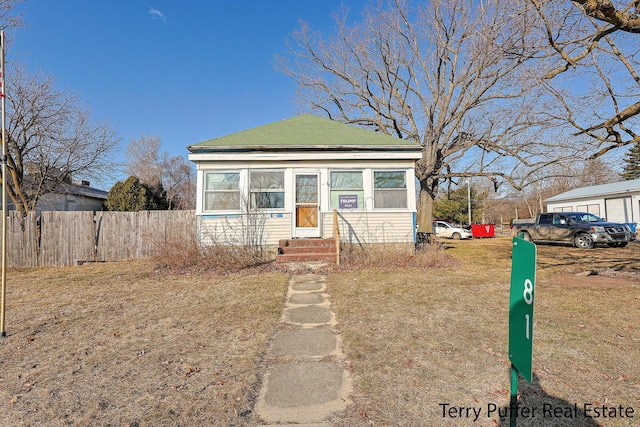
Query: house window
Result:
<box><xmin>249</xmin><ymin>170</ymin><xmax>285</xmax><ymax>209</ymax></box>
<box><xmin>330</xmin><ymin>171</ymin><xmax>364</xmax><ymax>209</ymax></box>
<box><xmin>374</xmin><ymin>170</ymin><xmax>407</xmax><ymax>209</ymax></box>
<box><xmin>204</xmin><ymin>172</ymin><xmax>240</xmax><ymax>211</ymax></box>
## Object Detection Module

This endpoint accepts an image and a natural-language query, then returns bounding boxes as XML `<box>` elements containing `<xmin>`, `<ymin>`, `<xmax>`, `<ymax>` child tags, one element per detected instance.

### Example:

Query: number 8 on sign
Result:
<box><xmin>523</xmin><ymin>279</ymin><xmax>533</xmax><ymax>304</ymax></box>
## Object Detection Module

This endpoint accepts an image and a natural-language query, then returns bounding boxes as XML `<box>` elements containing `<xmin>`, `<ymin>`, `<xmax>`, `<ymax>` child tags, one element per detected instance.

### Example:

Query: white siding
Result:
<box><xmin>545</xmin><ymin>180</ymin><xmax>640</xmax><ymax>229</ymax></box>
<box><xmin>323</xmin><ymin>211</ymin><xmax>415</xmax><ymax>244</ymax></box>
<box><xmin>209</xmin><ymin>167</ymin><xmax>414</xmax><ymax>213</ymax></box>
<box><xmin>198</xmin><ymin>213</ymin><xmax>292</xmax><ymax>246</ymax></box>
<box><xmin>198</xmin><ymin>211</ymin><xmax>415</xmax><ymax>246</ymax></box>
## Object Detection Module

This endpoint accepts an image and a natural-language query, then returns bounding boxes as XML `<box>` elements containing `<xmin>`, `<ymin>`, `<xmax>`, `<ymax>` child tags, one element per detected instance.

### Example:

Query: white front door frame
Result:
<box><xmin>292</xmin><ymin>171</ymin><xmax>322</xmax><ymax>238</ymax></box>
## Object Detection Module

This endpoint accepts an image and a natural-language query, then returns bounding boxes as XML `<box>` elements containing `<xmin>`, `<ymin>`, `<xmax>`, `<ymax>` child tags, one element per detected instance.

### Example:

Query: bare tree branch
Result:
<box><xmin>572</xmin><ymin>0</ymin><xmax>640</xmax><ymax>33</ymax></box>
<box><xmin>528</xmin><ymin>0</ymin><xmax>640</xmax><ymax>157</ymax></box>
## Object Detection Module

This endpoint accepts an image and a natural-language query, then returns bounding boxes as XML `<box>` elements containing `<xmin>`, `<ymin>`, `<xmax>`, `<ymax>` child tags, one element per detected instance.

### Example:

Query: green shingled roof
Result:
<box><xmin>188</xmin><ymin>114</ymin><xmax>421</xmax><ymax>152</ymax></box>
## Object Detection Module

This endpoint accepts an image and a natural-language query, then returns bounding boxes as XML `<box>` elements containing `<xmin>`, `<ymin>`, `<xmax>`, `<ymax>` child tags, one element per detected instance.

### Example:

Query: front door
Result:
<box><xmin>293</xmin><ymin>173</ymin><xmax>321</xmax><ymax>238</ymax></box>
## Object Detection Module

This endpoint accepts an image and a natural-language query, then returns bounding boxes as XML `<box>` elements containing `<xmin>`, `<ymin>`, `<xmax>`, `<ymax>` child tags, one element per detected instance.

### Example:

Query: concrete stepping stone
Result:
<box><xmin>270</xmin><ymin>327</ymin><xmax>337</xmax><ymax>357</ymax></box>
<box><xmin>289</xmin><ymin>293</ymin><xmax>325</xmax><ymax>305</ymax></box>
<box><xmin>284</xmin><ymin>305</ymin><xmax>332</xmax><ymax>324</ymax></box>
<box><xmin>291</xmin><ymin>281</ymin><xmax>324</xmax><ymax>292</ymax></box>
<box><xmin>264</xmin><ymin>361</ymin><xmax>345</xmax><ymax>407</ymax></box>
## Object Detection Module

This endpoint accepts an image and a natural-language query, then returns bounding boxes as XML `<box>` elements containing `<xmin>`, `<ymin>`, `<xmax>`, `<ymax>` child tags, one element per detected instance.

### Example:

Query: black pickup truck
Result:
<box><xmin>512</xmin><ymin>212</ymin><xmax>634</xmax><ymax>249</ymax></box>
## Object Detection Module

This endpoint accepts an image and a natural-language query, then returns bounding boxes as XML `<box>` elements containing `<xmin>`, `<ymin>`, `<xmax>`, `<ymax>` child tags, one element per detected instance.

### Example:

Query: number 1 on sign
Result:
<box><xmin>525</xmin><ymin>314</ymin><xmax>530</xmax><ymax>340</ymax></box>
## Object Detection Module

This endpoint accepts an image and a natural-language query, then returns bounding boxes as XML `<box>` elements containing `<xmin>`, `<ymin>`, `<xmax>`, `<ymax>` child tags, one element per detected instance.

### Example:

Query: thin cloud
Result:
<box><xmin>149</xmin><ymin>7</ymin><xmax>166</xmax><ymax>22</ymax></box>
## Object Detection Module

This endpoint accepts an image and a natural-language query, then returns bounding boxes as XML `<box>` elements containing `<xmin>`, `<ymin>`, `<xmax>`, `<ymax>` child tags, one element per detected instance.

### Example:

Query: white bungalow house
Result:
<box><xmin>545</xmin><ymin>178</ymin><xmax>640</xmax><ymax>232</ymax></box>
<box><xmin>187</xmin><ymin>114</ymin><xmax>422</xmax><ymax>253</ymax></box>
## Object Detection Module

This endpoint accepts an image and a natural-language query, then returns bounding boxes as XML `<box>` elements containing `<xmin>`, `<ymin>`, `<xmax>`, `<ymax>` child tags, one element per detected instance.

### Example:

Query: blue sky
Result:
<box><xmin>8</xmin><ymin>1</ymin><xmax>366</xmax><ymax>186</ymax></box>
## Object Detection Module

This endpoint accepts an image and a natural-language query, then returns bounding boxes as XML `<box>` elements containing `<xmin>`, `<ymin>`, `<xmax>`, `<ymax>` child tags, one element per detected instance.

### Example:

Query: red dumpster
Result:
<box><xmin>471</xmin><ymin>223</ymin><xmax>495</xmax><ymax>238</ymax></box>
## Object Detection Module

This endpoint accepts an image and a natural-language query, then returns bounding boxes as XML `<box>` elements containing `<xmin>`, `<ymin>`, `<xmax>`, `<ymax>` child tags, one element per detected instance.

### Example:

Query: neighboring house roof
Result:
<box><xmin>9</xmin><ymin>181</ymin><xmax>108</xmax><ymax>213</ymax></box>
<box><xmin>188</xmin><ymin>114</ymin><xmax>422</xmax><ymax>153</ymax></box>
<box><xmin>57</xmin><ymin>182</ymin><xmax>109</xmax><ymax>200</ymax></box>
<box><xmin>545</xmin><ymin>178</ymin><xmax>640</xmax><ymax>202</ymax></box>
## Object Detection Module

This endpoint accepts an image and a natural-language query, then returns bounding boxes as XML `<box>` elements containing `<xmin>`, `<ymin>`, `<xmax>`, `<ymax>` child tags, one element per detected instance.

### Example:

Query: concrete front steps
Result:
<box><xmin>276</xmin><ymin>238</ymin><xmax>338</xmax><ymax>264</ymax></box>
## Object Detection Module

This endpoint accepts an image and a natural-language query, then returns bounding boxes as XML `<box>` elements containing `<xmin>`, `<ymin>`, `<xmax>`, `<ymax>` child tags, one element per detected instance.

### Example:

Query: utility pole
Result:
<box><xmin>467</xmin><ymin>178</ymin><xmax>472</xmax><ymax>226</ymax></box>
<box><xmin>1</xmin><ymin>30</ymin><xmax>7</xmax><ymax>337</ymax></box>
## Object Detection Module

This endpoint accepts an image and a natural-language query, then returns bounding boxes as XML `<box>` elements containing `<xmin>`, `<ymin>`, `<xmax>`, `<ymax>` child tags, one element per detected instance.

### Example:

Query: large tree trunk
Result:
<box><xmin>417</xmin><ymin>178</ymin><xmax>438</xmax><ymax>233</ymax></box>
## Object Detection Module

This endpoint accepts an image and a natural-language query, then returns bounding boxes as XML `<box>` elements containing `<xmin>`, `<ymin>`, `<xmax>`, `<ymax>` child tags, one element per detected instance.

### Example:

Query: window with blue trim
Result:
<box><xmin>373</xmin><ymin>170</ymin><xmax>407</xmax><ymax>209</ymax></box>
<box><xmin>250</xmin><ymin>170</ymin><xmax>285</xmax><ymax>209</ymax></box>
<box><xmin>204</xmin><ymin>172</ymin><xmax>240</xmax><ymax>211</ymax></box>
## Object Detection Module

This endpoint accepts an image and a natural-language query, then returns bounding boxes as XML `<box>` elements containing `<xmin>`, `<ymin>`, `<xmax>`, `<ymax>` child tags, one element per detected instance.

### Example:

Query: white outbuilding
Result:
<box><xmin>545</xmin><ymin>178</ymin><xmax>640</xmax><ymax>231</ymax></box>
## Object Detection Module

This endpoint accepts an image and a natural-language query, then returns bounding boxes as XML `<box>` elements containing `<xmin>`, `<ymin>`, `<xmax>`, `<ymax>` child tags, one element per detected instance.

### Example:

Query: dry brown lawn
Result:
<box><xmin>0</xmin><ymin>261</ymin><xmax>289</xmax><ymax>426</ymax></box>
<box><xmin>0</xmin><ymin>238</ymin><xmax>638</xmax><ymax>426</ymax></box>
<box><xmin>327</xmin><ymin>237</ymin><xmax>640</xmax><ymax>426</ymax></box>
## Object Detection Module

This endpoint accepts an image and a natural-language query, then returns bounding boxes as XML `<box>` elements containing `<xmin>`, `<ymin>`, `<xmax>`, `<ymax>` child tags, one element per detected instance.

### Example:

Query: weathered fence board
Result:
<box><xmin>96</xmin><ymin>211</ymin><xmax>141</xmax><ymax>261</ymax></box>
<box><xmin>40</xmin><ymin>211</ymin><xmax>97</xmax><ymax>266</ymax></box>
<box><xmin>7</xmin><ymin>212</ymin><xmax>39</xmax><ymax>267</ymax></box>
<box><xmin>5</xmin><ymin>210</ymin><xmax>196</xmax><ymax>268</ymax></box>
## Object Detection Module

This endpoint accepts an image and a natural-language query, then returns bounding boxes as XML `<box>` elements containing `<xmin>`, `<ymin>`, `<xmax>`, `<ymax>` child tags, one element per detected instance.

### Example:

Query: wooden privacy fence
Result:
<box><xmin>6</xmin><ymin>210</ymin><xmax>196</xmax><ymax>268</ymax></box>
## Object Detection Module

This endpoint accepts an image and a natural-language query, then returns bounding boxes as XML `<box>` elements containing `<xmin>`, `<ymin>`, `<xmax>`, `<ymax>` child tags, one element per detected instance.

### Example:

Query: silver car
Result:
<box><xmin>433</xmin><ymin>221</ymin><xmax>472</xmax><ymax>240</ymax></box>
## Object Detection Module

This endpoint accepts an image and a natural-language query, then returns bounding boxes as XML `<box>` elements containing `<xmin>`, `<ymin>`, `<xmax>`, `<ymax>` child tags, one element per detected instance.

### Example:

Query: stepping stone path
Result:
<box><xmin>255</xmin><ymin>274</ymin><xmax>352</xmax><ymax>426</ymax></box>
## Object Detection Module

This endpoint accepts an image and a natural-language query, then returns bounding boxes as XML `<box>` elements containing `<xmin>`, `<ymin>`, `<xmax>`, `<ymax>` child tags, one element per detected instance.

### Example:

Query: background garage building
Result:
<box><xmin>545</xmin><ymin>178</ymin><xmax>640</xmax><ymax>234</ymax></box>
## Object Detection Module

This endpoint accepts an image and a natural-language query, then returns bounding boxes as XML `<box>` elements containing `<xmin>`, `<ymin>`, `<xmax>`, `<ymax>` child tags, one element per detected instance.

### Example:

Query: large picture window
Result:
<box><xmin>204</xmin><ymin>172</ymin><xmax>240</xmax><ymax>211</ymax></box>
<box><xmin>330</xmin><ymin>171</ymin><xmax>364</xmax><ymax>209</ymax></box>
<box><xmin>249</xmin><ymin>170</ymin><xmax>285</xmax><ymax>209</ymax></box>
<box><xmin>374</xmin><ymin>170</ymin><xmax>407</xmax><ymax>209</ymax></box>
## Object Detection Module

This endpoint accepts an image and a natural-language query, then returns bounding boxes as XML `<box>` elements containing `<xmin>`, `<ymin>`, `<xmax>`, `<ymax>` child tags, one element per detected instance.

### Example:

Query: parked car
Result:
<box><xmin>512</xmin><ymin>212</ymin><xmax>633</xmax><ymax>248</ymax></box>
<box><xmin>433</xmin><ymin>220</ymin><xmax>472</xmax><ymax>240</ymax></box>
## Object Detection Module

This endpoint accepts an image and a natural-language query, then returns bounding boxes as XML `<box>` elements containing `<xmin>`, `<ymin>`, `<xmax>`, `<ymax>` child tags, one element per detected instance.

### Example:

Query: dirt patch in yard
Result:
<box><xmin>537</xmin><ymin>240</ymin><xmax>640</xmax><ymax>288</ymax></box>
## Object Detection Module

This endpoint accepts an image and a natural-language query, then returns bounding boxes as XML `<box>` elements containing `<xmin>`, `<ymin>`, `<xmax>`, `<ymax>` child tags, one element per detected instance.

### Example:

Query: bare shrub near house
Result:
<box><xmin>151</xmin><ymin>201</ymin><xmax>272</xmax><ymax>273</ymax></box>
<box><xmin>148</xmin><ymin>233</ymin><xmax>202</xmax><ymax>272</ymax></box>
<box><xmin>149</xmin><ymin>234</ymin><xmax>267</xmax><ymax>274</ymax></box>
<box><xmin>339</xmin><ymin>242</ymin><xmax>458</xmax><ymax>271</ymax></box>
<box><xmin>214</xmin><ymin>202</ymin><xmax>269</xmax><ymax>259</ymax></box>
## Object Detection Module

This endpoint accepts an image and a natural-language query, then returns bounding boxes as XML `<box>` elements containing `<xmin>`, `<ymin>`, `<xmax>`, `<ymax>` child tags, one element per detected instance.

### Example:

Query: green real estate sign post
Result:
<box><xmin>508</xmin><ymin>235</ymin><xmax>537</xmax><ymax>426</ymax></box>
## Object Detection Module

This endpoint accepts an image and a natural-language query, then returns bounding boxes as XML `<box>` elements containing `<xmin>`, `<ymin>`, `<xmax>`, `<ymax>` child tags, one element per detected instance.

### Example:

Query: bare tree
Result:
<box><xmin>125</xmin><ymin>136</ymin><xmax>195</xmax><ymax>209</ymax></box>
<box><xmin>161</xmin><ymin>151</ymin><xmax>196</xmax><ymax>209</ymax></box>
<box><xmin>4</xmin><ymin>64</ymin><xmax>120</xmax><ymax>213</ymax></box>
<box><xmin>279</xmin><ymin>0</ymin><xmax>584</xmax><ymax>231</ymax></box>
<box><xmin>493</xmin><ymin>156</ymin><xmax>619</xmax><ymax>220</ymax></box>
<box><xmin>529</xmin><ymin>0</ymin><xmax>640</xmax><ymax>157</ymax></box>
<box><xmin>0</xmin><ymin>0</ymin><xmax>21</xmax><ymax>31</ymax></box>
<box><xmin>125</xmin><ymin>135</ymin><xmax>163</xmax><ymax>183</ymax></box>
<box><xmin>572</xmin><ymin>0</ymin><xmax>640</xmax><ymax>33</ymax></box>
